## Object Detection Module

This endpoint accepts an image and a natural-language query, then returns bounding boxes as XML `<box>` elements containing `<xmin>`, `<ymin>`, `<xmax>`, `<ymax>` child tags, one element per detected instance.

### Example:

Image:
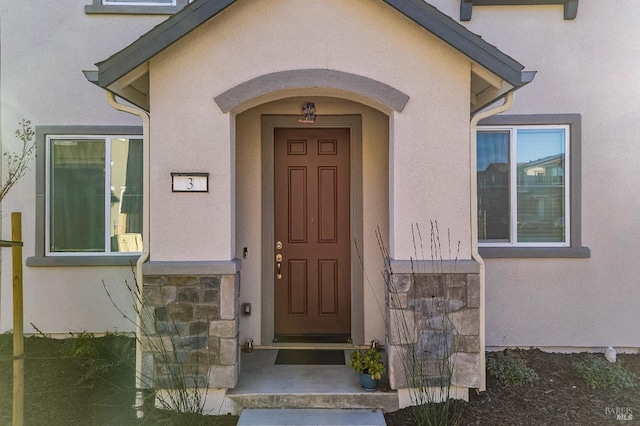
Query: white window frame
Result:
<box><xmin>102</xmin><ymin>0</ymin><xmax>176</xmax><ymax>5</ymax></box>
<box><xmin>45</xmin><ymin>134</ymin><xmax>142</xmax><ymax>257</ymax></box>
<box><xmin>478</xmin><ymin>124</ymin><xmax>571</xmax><ymax>248</ymax></box>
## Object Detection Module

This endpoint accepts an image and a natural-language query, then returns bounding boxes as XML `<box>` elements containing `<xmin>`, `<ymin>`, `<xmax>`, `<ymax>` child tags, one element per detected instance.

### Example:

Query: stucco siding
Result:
<box><xmin>462</xmin><ymin>1</ymin><xmax>640</xmax><ymax>349</ymax></box>
<box><xmin>148</xmin><ymin>0</ymin><xmax>475</xmax><ymax>263</ymax></box>
<box><xmin>0</xmin><ymin>1</ymin><xmax>164</xmax><ymax>333</ymax></box>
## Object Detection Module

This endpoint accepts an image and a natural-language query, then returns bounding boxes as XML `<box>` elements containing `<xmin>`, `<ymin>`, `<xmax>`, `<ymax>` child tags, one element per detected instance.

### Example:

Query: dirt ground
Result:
<box><xmin>1</xmin><ymin>336</ymin><xmax>638</xmax><ymax>425</ymax></box>
<box><xmin>0</xmin><ymin>334</ymin><xmax>237</xmax><ymax>425</ymax></box>
<box><xmin>385</xmin><ymin>349</ymin><xmax>640</xmax><ymax>425</ymax></box>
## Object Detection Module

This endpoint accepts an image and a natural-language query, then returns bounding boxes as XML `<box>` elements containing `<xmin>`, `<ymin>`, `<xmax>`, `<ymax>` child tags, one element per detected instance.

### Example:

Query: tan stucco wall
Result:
<box><xmin>461</xmin><ymin>1</ymin><xmax>640</xmax><ymax>349</ymax></box>
<box><xmin>148</xmin><ymin>0</ymin><xmax>474</xmax><ymax>263</ymax></box>
<box><xmin>0</xmin><ymin>1</ymin><xmax>164</xmax><ymax>334</ymax></box>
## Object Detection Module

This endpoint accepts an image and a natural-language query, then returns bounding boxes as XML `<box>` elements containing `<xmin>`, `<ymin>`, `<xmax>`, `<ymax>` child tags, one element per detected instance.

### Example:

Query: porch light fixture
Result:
<box><xmin>298</xmin><ymin>102</ymin><xmax>316</xmax><ymax>124</ymax></box>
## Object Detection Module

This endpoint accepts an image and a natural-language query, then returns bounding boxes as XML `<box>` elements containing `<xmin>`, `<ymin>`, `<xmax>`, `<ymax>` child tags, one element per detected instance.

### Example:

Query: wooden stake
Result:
<box><xmin>12</xmin><ymin>212</ymin><xmax>24</xmax><ymax>426</ymax></box>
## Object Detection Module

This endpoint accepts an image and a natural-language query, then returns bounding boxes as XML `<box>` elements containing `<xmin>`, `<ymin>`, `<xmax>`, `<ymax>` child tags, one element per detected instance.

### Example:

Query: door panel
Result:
<box><xmin>288</xmin><ymin>167</ymin><xmax>307</xmax><ymax>242</ymax></box>
<box><xmin>318</xmin><ymin>167</ymin><xmax>338</xmax><ymax>242</ymax></box>
<box><xmin>288</xmin><ymin>260</ymin><xmax>307</xmax><ymax>315</ymax></box>
<box><xmin>319</xmin><ymin>259</ymin><xmax>338</xmax><ymax>314</ymax></box>
<box><xmin>274</xmin><ymin>128</ymin><xmax>351</xmax><ymax>342</ymax></box>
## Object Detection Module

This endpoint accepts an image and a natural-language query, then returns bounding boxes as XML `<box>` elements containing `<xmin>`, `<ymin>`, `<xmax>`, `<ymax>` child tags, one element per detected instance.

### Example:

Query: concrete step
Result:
<box><xmin>237</xmin><ymin>408</ymin><xmax>387</xmax><ymax>426</ymax></box>
<box><xmin>226</xmin><ymin>391</ymin><xmax>398</xmax><ymax>413</ymax></box>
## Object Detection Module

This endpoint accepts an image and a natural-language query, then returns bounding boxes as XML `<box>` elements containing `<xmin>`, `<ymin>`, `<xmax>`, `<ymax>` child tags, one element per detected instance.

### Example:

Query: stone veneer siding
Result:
<box><xmin>140</xmin><ymin>261</ymin><xmax>240</xmax><ymax>391</ymax></box>
<box><xmin>385</xmin><ymin>260</ymin><xmax>480</xmax><ymax>390</ymax></box>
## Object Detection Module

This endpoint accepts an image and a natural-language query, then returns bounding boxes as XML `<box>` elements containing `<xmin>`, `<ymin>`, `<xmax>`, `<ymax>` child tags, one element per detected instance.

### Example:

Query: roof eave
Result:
<box><xmin>97</xmin><ymin>0</ymin><xmax>236</xmax><ymax>88</ymax></box>
<box><xmin>383</xmin><ymin>0</ymin><xmax>527</xmax><ymax>87</ymax></box>
<box><xmin>84</xmin><ymin>69</ymin><xmax>151</xmax><ymax>112</ymax></box>
<box><xmin>471</xmin><ymin>71</ymin><xmax>536</xmax><ymax>114</ymax></box>
<box><xmin>94</xmin><ymin>0</ymin><xmax>535</xmax><ymax>113</ymax></box>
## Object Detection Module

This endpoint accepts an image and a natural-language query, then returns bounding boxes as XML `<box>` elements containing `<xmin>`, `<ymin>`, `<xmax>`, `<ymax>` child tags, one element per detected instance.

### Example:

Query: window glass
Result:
<box><xmin>477</xmin><ymin>132</ymin><xmax>509</xmax><ymax>241</ymax></box>
<box><xmin>516</xmin><ymin>129</ymin><xmax>565</xmax><ymax>243</ymax></box>
<box><xmin>50</xmin><ymin>139</ymin><xmax>105</xmax><ymax>252</ymax></box>
<box><xmin>477</xmin><ymin>127</ymin><xmax>568</xmax><ymax>246</ymax></box>
<box><xmin>111</xmin><ymin>138</ymin><xmax>143</xmax><ymax>252</ymax></box>
<box><xmin>48</xmin><ymin>137</ymin><xmax>142</xmax><ymax>254</ymax></box>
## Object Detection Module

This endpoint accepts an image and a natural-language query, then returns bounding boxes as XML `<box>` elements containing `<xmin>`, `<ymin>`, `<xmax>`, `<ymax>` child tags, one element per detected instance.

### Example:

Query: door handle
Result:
<box><xmin>275</xmin><ymin>253</ymin><xmax>283</xmax><ymax>279</ymax></box>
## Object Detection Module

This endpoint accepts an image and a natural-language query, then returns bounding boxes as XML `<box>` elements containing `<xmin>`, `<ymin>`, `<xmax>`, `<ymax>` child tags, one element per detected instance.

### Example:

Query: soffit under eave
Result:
<box><xmin>470</xmin><ymin>62</ymin><xmax>508</xmax><ymax>113</ymax></box>
<box><xmin>470</xmin><ymin>63</ymin><xmax>536</xmax><ymax>113</ymax></box>
<box><xmin>84</xmin><ymin>66</ymin><xmax>151</xmax><ymax>112</ymax></box>
<box><xmin>471</xmin><ymin>79</ymin><xmax>513</xmax><ymax>113</ymax></box>
<box><xmin>109</xmin><ymin>63</ymin><xmax>151</xmax><ymax>111</ymax></box>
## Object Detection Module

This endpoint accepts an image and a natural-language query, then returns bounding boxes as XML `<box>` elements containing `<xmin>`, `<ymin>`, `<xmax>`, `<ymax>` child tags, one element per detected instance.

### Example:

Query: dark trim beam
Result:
<box><xmin>460</xmin><ymin>0</ymin><xmax>579</xmax><ymax>21</ymax></box>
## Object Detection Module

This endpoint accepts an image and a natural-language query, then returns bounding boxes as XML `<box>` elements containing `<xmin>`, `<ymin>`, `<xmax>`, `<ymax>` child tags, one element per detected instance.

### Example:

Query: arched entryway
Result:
<box><xmin>260</xmin><ymin>113</ymin><xmax>362</xmax><ymax>345</ymax></box>
<box><xmin>225</xmin><ymin>70</ymin><xmax>408</xmax><ymax>347</ymax></box>
<box><xmin>233</xmin><ymin>96</ymin><xmax>395</xmax><ymax>347</ymax></box>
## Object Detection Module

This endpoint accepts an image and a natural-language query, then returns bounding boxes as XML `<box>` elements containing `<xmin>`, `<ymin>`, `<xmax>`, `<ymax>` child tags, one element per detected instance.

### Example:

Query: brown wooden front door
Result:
<box><xmin>273</xmin><ymin>128</ymin><xmax>351</xmax><ymax>343</ymax></box>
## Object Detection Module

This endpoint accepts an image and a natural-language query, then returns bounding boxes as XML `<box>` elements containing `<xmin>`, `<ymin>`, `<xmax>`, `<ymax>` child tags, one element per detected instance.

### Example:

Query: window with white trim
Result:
<box><xmin>477</xmin><ymin>125</ymin><xmax>570</xmax><ymax>246</ymax></box>
<box><xmin>46</xmin><ymin>135</ymin><xmax>143</xmax><ymax>255</ymax></box>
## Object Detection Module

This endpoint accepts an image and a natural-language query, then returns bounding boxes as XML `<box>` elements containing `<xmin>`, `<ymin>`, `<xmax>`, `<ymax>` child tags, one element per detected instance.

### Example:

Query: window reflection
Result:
<box><xmin>477</xmin><ymin>128</ymin><xmax>567</xmax><ymax>244</ymax></box>
<box><xmin>49</xmin><ymin>137</ymin><xmax>142</xmax><ymax>253</ymax></box>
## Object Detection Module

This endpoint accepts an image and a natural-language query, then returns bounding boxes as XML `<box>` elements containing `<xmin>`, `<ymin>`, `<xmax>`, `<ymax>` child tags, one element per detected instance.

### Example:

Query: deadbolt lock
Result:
<box><xmin>275</xmin><ymin>253</ymin><xmax>283</xmax><ymax>280</ymax></box>
<box><xmin>276</xmin><ymin>241</ymin><xmax>283</xmax><ymax>250</ymax></box>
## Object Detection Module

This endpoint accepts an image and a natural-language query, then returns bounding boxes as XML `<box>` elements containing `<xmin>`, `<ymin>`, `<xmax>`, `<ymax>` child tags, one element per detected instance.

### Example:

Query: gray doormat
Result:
<box><xmin>275</xmin><ymin>349</ymin><xmax>345</xmax><ymax>365</ymax></box>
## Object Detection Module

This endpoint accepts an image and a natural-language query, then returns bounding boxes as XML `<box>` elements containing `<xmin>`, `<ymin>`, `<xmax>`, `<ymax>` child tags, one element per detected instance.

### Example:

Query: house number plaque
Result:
<box><xmin>171</xmin><ymin>172</ymin><xmax>209</xmax><ymax>192</ymax></box>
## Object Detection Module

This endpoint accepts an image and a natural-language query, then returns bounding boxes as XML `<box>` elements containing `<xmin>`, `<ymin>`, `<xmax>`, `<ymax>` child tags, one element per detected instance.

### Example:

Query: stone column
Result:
<box><xmin>140</xmin><ymin>261</ymin><xmax>240</xmax><ymax>393</ymax></box>
<box><xmin>385</xmin><ymin>259</ymin><xmax>480</xmax><ymax>391</ymax></box>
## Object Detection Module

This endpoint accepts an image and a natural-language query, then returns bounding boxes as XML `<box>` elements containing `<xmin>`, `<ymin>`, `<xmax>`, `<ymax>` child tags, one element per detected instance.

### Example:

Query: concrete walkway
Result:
<box><xmin>237</xmin><ymin>408</ymin><xmax>387</xmax><ymax>426</ymax></box>
<box><xmin>225</xmin><ymin>350</ymin><xmax>398</xmax><ymax>413</ymax></box>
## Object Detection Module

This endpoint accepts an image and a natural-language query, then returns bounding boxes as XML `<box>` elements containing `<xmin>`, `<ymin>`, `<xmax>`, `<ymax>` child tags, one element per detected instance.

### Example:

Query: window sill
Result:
<box><xmin>479</xmin><ymin>246</ymin><xmax>590</xmax><ymax>258</ymax></box>
<box><xmin>460</xmin><ymin>0</ymin><xmax>579</xmax><ymax>21</ymax></box>
<box><xmin>27</xmin><ymin>255</ymin><xmax>141</xmax><ymax>267</ymax></box>
<box><xmin>85</xmin><ymin>0</ymin><xmax>188</xmax><ymax>15</ymax></box>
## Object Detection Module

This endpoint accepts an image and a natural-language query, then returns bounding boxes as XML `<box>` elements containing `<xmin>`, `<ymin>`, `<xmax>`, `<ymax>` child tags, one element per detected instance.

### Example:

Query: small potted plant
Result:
<box><xmin>348</xmin><ymin>347</ymin><xmax>385</xmax><ymax>391</ymax></box>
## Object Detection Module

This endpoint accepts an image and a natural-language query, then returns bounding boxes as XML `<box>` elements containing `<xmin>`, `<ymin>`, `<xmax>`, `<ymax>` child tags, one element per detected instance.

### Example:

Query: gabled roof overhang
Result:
<box><xmin>85</xmin><ymin>0</ymin><xmax>534</xmax><ymax>114</ymax></box>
